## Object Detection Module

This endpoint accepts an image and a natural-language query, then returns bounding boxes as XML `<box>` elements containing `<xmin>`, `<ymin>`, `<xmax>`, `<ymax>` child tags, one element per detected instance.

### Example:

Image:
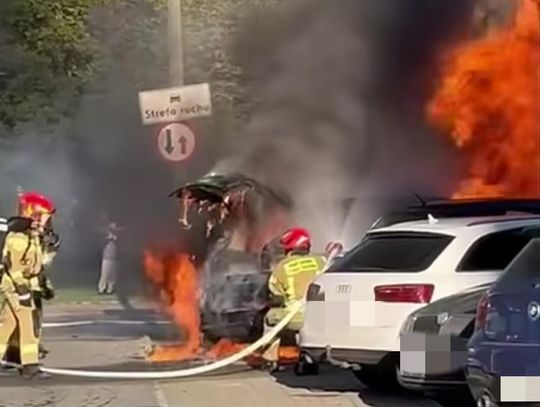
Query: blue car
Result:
<box><xmin>466</xmin><ymin>234</ymin><xmax>540</xmax><ymax>407</ymax></box>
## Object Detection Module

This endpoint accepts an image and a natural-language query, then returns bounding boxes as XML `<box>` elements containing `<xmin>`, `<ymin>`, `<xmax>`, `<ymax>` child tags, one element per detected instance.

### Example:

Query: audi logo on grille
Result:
<box><xmin>336</xmin><ymin>284</ymin><xmax>351</xmax><ymax>293</ymax></box>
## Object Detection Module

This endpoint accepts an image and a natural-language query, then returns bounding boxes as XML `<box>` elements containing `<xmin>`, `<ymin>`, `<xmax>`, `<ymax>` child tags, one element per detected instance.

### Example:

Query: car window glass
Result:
<box><xmin>458</xmin><ymin>226</ymin><xmax>540</xmax><ymax>272</ymax></box>
<box><xmin>328</xmin><ymin>232</ymin><xmax>453</xmax><ymax>273</ymax></box>
<box><xmin>497</xmin><ymin>239</ymin><xmax>540</xmax><ymax>283</ymax></box>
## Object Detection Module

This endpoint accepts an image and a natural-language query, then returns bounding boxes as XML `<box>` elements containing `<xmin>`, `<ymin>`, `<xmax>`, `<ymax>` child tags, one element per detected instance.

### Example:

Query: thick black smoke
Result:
<box><xmin>214</xmin><ymin>0</ymin><xmax>475</xmax><ymax>249</ymax></box>
<box><xmin>0</xmin><ymin>0</ymin><xmax>479</xmax><ymax>296</ymax></box>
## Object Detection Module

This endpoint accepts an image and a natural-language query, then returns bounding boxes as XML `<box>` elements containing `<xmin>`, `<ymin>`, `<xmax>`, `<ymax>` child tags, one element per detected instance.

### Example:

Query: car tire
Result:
<box><xmin>353</xmin><ymin>358</ymin><xmax>399</xmax><ymax>390</ymax></box>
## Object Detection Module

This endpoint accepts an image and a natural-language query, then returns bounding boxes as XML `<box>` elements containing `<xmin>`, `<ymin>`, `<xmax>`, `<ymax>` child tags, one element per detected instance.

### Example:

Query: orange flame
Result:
<box><xmin>428</xmin><ymin>0</ymin><xmax>540</xmax><ymax>199</ymax></box>
<box><xmin>206</xmin><ymin>339</ymin><xmax>248</xmax><ymax>360</ymax></box>
<box><xmin>205</xmin><ymin>339</ymin><xmax>300</xmax><ymax>365</ymax></box>
<box><xmin>143</xmin><ymin>251</ymin><xmax>300</xmax><ymax>365</ymax></box>
<box><xmin>144</xmin><ymin>251</ymin><xmax>202</xmax><ymax>362</ymax></box>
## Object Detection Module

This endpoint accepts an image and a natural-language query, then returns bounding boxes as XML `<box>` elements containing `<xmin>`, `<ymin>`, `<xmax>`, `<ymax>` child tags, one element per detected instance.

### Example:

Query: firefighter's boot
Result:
<box><xmin>20</xmin><ymin>364</ymin><xmax>51</xmax><ymax>379</ymax></box>
<box><xmin>38</xmin><ymin>345</ymin><xmax>49</xmax><ymax>360</ymax></box>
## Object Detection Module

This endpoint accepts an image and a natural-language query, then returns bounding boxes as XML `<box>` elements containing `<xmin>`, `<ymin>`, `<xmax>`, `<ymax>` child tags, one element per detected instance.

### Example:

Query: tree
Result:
<box><xmin>0</xmin><ymin>0</ymin><xmax>287</xmax><ymax>138</ymax></box>
<box><xmin>0</xmin><ymin>0</ymin><xmax>105</xmax><ymax>135</ymax></box>
<box><xmin>0</xmin><ymin>0</ymin><xmax>168</xmax><ymax>136</ymax></box>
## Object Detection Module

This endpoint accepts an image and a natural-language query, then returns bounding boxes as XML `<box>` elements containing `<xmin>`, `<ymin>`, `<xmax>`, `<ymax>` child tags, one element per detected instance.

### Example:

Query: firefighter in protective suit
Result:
<box><xmin>0</xmin><ymin>193</ymin><xmax>54</xmax><ymax>378</ymax></box>
<box><xmin>3</xmin><ymin>193</ymin><xmax>58</xmax><ymax>365</ymax></box>
<box><xmin>261</xmin><ymin>228</ymin><xmax>326</xmax><ymax>371</ymax></box>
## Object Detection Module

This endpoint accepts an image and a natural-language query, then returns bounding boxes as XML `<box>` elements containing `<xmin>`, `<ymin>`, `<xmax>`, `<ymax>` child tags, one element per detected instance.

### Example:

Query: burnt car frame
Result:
<box><xmin>170</xmin><ymin>173</ymin><xmax>292</xmax><ymax>342</ymax></box>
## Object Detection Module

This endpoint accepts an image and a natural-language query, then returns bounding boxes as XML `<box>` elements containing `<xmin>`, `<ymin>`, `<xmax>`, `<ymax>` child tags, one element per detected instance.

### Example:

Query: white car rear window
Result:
<box><xmin>328</xmin><ymin>232</ymin><xmax>453</xmax><ymax>272</ymax></box>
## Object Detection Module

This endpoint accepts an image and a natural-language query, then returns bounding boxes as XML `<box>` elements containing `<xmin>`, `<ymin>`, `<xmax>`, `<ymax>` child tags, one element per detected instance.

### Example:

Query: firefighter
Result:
<box><xmin>0</xmin><ymin>192</ymin><xmax>54</xmax><ymax>378</ymax></box>
<box><xmin>3</xmin><ymin>197</ymin><xmax>59</xmax><ymax>366</ymax></box>
<box><xmin>260</xmin><ymin>227</ymin><xmax>326</xmax><ymax>371</ymax></box>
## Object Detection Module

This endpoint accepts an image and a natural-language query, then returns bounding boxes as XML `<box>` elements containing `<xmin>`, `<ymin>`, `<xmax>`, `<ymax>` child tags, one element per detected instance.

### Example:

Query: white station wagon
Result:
<box><xmin>299</xmin><ymin>213</ymin><xmax>540</xmax><ymax>387</ymax></box>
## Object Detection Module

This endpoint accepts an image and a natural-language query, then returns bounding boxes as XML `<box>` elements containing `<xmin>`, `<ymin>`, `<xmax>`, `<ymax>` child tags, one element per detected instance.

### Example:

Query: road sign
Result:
<box><xmin>138</xmin><ymin>83</ymin><xmax>212</xmax><ymax>125</ymax></box>
<box><xmin>156</xmin><ymin>122</ymin><xmax>196</xmax><ymax>162</ymax></box>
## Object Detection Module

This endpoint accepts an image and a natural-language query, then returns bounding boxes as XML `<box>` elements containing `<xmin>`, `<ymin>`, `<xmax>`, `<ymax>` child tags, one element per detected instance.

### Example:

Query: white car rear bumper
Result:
<box><xmin>300</xmin><ymin>300</ymin><xmax>418</xmax><ymax>362</ymax></box>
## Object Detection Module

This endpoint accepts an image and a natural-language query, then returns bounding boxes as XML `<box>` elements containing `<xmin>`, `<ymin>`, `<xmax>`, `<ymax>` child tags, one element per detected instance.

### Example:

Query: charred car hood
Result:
<box><xmin>170</xmin><ymin>172</ymin><xmax>292</xmax><ymax>208</ymax></box>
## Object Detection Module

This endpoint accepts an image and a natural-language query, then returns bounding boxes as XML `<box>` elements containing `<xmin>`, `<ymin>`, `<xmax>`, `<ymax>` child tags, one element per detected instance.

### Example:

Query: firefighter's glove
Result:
<box><xmin>15</xmin><ymin>285</ymin><xmax>32</xmax><ymax>307</ymax></box>
<box><xmin>46</xmin><ymin>233</ymin><xmax>60</xmax><ymax>250</ymax></box>
<box><xmin>39</xmin><ymin>274</ymin><xmax>55</xmax><ymax>300</ymax></box>
<box><xmin>42</xmin><ymin>286</ymin><xmax>55</xmax><ymax>300</ymax></box>
<box><xmin>269</xmin><ymin>295</ymin><xmax>285</xmax><ymax>307</ymax></box>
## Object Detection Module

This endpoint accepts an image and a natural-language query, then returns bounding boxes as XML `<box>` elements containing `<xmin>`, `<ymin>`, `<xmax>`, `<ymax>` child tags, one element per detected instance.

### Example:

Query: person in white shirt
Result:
<box><xmin>97</xmin><ymin>221</ymin><xmax>121</xmax><ymax>295</ymax></box>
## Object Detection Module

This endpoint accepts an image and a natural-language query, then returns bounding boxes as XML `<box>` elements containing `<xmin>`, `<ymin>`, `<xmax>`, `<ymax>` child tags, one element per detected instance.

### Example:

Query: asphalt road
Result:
<box><xmin>0</xmin><ymin>303</ymin><xmax>472</xmax><ymax>407</ymax></box>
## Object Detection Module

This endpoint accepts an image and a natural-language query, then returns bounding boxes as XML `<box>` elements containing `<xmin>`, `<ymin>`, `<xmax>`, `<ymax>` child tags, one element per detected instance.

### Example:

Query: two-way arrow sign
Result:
<box><xmin>156</xmin><ymin>122</ymin><xmax>195</xmax><ymax>162</ymax></box>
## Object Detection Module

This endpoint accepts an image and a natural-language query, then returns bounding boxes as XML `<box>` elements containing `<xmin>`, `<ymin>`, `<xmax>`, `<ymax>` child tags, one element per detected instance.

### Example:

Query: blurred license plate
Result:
<box><xmin>399</xmin><ymin>333</ymin><xmax>427</xmax><ymax>375</ymax></box>
<box><xmin>325</xmin><ymin>301</ymin><xmax>351</xmax><ymax>327</ymax></box>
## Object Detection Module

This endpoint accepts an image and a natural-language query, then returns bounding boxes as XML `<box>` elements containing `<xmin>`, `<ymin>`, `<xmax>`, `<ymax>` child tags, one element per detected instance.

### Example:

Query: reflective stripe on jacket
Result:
<box><xmin>268</xmin><ymin>254</ymin><xmax>326</xmax><ymax>306</ymax></box>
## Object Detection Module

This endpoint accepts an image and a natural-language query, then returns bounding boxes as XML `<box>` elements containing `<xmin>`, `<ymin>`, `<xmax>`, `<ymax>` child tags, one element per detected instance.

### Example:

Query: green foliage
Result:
<box><xmin>0</xmin><ymin>0</ymin><xmax>283</xmax><ymax>137</ymax></box>
<box><xmin>0</xmin><ymin>0</ymin><xmax>166</xmax><ymax>135</ymax></box>
<box><xmin>0</xmin><ymin>0</ymin><xmax>100</xmax><ymax>134</ymax></box>
<box><xmin>88</xmin><ymin>0</ymin><xmax>168</xmax><ymax>89</ymax></box>
<box><xmin>9</xmin><ymin>0</ymin><xmax>105</xmax><ymax>78</ymax></box>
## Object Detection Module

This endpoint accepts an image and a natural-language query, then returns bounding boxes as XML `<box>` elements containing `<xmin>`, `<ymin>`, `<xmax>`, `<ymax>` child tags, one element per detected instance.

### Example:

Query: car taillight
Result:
<box><xmin>474</xmin><ymin>293</ymin><xmax>490</xmax><ymax>332</ymax></box>
<box><xmin>374</xmin><ymin>284</ymin><xmax>434</xmax><ymax>303</ymax></box>
<box><xmin>306</xmin><ymin>283</ymin><xmax>325</xmax><ymax>301</ymax></box>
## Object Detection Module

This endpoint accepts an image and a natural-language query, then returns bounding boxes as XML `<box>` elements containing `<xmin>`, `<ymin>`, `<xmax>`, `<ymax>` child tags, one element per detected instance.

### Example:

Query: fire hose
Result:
<box><xmin>2</xmin><ymin>248</ymin><xmax>341</xmax><ymax>379</ymax></box>
<box><xmin>38</xmin><ymin>300</ymin><xmax>303</xmax><ymax>379</ymax></box>
<box><xmin>42</xmin><ymin>320</ymin><xmax>171</xmax><ymax>328</ymax></box>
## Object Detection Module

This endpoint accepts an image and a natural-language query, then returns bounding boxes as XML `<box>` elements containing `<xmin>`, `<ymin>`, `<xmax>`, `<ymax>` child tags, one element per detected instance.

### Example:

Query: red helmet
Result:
<box><xmin>279</xmin><ymin>227</ymin><xmax>311</xmax><ymax>251</ymax></box>
<box><xmin>18</xmin><ymin>192</ymin><xmax>56</xmax><ymax>220</ymax></box>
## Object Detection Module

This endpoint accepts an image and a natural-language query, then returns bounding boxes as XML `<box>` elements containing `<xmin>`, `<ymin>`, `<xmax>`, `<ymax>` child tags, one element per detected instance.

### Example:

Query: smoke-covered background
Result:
<box><xmin>214</xmin><ymin>0</ymin><xmax>478</xmax><ymax>250</ymax></box>
<box><xmin>0</xmin><ymin>0</ymin><xmax>517</xmax><ymax>293</ymax></box>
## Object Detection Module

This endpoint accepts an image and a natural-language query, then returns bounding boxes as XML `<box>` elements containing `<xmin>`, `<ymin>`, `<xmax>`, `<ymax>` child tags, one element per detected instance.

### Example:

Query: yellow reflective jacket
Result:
<box><xmin>1</xmin><ymin>231</ymin><xmax>43</xmax><ymax>288</ymax></box>
<box><xmin>268</xmin><ymin>254</ymin><xmax>326</xmax><ymax>308</ymax></box>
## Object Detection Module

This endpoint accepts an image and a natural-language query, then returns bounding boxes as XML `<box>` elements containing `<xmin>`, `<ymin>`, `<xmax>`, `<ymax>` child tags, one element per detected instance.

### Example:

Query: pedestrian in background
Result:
<box><xmin>97</xmin><ymin>221</ymin><xmax>121</xmax><ymax>295</ymax></box>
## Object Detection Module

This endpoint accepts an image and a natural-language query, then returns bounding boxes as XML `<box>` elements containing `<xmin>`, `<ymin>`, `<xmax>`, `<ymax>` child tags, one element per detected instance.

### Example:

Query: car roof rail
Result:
<box><xmin>372</xmin><ymin>198</ymin><xmax>540</xmax><ymax>229</ymax></box>
<box><xmin>466</xmin><ymin>215</ymin><xmax>540</xmax><ymax>227</ymax></box>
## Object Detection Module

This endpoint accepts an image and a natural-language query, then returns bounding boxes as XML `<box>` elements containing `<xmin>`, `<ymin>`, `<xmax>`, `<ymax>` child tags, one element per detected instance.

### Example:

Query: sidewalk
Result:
<box><xmin>45</xmin><ymin>298</ymin><xmax>158</xmax><ymax>318</ymax></box>
<box><xmin>158</xmin><ymin>372</ymin><xmax>364</xmax><ymax>407</ymax></box>
<box><xmin>156</xmin><ymin>365</ymin><xmax>440</xmax><ymax>407</ymax></box>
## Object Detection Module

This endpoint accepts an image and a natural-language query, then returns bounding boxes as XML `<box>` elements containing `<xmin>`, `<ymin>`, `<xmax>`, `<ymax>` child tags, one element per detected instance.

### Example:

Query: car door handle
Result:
<box><xmin>533</xmin><ymin>282</ymin><xmax>540</xmax><ymax>289</ymax></box>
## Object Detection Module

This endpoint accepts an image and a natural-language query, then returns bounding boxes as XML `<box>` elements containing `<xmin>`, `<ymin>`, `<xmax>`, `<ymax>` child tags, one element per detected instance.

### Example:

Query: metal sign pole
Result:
<box><xmin>168</xmin><ymin>0</ymin><xmax>184</xmax><ymax>185</ymax></box>
<box><xmin>168</xmin><ymin>0</ymin><xmax>184</xmax><ymax>87</ymax></box>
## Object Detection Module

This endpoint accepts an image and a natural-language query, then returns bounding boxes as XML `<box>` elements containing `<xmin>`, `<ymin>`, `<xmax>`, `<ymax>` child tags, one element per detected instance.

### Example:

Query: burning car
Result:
<box><xmin>145</xmin><ymin>172</ymin><xmax>293</xmax><ymax>357</ymax></box>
